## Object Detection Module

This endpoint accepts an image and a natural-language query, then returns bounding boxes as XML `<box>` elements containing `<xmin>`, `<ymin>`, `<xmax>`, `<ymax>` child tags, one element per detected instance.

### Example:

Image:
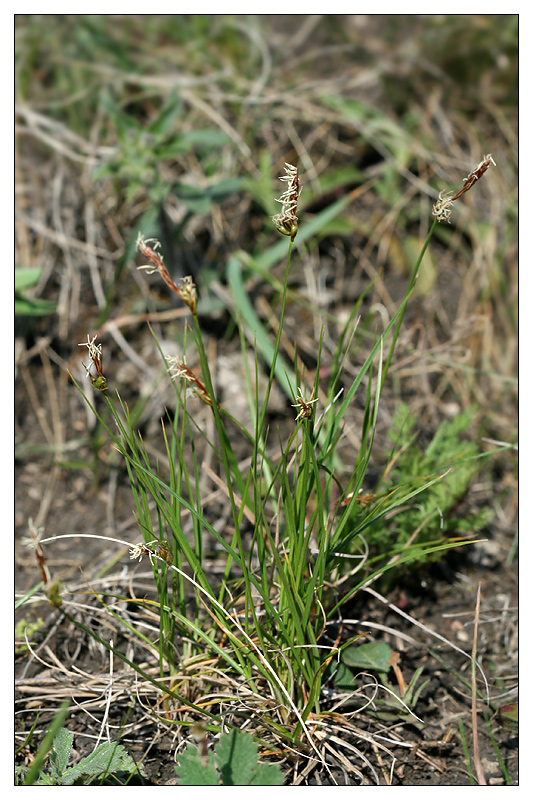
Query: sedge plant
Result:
<box><xmin>41</xmin><ymin>155</ymin><xmax>498</xmax><ymax>765</ymax></box>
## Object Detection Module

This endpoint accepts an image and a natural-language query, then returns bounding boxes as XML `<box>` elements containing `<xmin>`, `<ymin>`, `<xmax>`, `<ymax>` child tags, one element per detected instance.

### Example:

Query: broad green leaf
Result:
<box><xmin>59</xmin><ymin>740</ymin><xmax>139</xmax><ymax>785</ymax></box>
<box><xmin>178</xmin><ymin>129</ymin><xmax>228</xmax><ymax>151</ymax></box>
<box><xmin>23</xmin><ymin>703</ymin><xmax>70</xmax><ymax>785</ymax></box>
<box><xmin>216</xmin><ymin>729</ymin><xmax>259</xmax><ymax>785</ymax></box>
<box><xmin>331</xmin><ymin>661</ymin><xmax>358</xmax><ymax>691</ymax></box>
<box><xmin>250</xmin><ymin>761</ymin><xmax>284</xmax><ymax>786</ymax></box>
<box><xmin>342</xmin><ymin>640</ymin><xmax>392</xmax><ymax>672</ymax></box>
<box><xmin>206</xmin><ymin>176</ymin><xmax>244</xmax><ymax>199</ymax></box>
<box><xmin>175</xmin><ymin>742</ymin><xmax>219</xmax><ymax>785</ymax></box>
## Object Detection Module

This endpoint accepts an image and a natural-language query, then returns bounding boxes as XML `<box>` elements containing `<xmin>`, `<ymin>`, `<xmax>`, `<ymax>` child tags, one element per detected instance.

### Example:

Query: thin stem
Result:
<box><xmin>381</xmin><ymin>218</ymin><xmax>437</xmax><ymax>389</ymax></box>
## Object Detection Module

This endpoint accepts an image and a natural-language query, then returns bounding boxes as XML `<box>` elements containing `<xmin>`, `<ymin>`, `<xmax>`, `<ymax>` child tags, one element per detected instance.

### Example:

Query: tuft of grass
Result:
<box><xmin>15</xmin><ymin>152</ymin><xmax>505</xmax><ymax>781</ymax></box>
<box><xmin>25</xmin><ymin>155</ymin><xmax>501</xmax><ymax>779</ymax></box>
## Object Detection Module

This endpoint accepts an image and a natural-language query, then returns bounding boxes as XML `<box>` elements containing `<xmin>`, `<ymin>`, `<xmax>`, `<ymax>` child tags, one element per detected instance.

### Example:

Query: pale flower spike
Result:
<box><xmin>130</xmin><ymin>540</ymin><xmax>172</xmax><ymax>565</ymax></box>
<box><xmin>78</xmin><ymin>333</ymin><xmax>108</xmax><ymax>392</ymax></box>
<box><xmin>166</xmin><ymin>355</ymin><xmax>216</xmax><ymax>406</ymax></box>
<box><xmin>21</xmin><ymin>518</ymin><xmax>45</xmax><ymax>550</ymax></box>
<box><xmin>432</xmin><ymin>154</ymin><xmax>496</xmax><ymax>223</ymax></box>
<box><xmin>129</xmin><ymin>543</ymin><xmax>147</xmax><ymax>562</ymax></box>
<box><xmin>272</xmin><ymin>163</ymin><xmax>301</xmax><ymax>241</ymax></box>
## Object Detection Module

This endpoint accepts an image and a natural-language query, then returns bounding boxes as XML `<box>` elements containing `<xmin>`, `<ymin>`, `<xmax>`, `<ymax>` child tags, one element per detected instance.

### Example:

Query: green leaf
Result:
<box><xmin>176</xmin><ymin>129</ymin><xmax>228</xmax><ymax>152</ymax></box>
<box><xmin>175</xmin><ymin>731</ymin><xmax>284</xmax><ymax>786</ymax></box>
<box><xmin>15</xmin><ymin>267</ymin><xmax>56</xmax><ymax>316</ymax></box>
<box><xmin>342</xmin><ymin>640</ymin><xmax>392</xmax><ymax>672</ymax></box>
<box><xmin>206</xmin><ymin>176</ymin><xmax>244</xmax><ymax>200</ymax></box>
<box><xmin>227</xmin><ymin>255</ymin><xmax>294</xmax><ymax>398</ymax></box>
<box><xmin>174</xmin><ymin>182</ymin><xmax>212</xmax><ymax>213</ymax></box>
<box><xmin>99</xmin><ymin>90</ymin><xmax>142</xmax><ymax>138</ymax></box>
<box><xmin>175</xmin><ymin>742</ymin><xmax>219</xmax><ymax>785</ymax></box>
<box><xmin>250</xmin><ymin>761</ymin><xmax>285</xmax><ymax>786</ymax></box>
<box><xmin>174</xmin><ymin>177</ymin><xmax>243</xmax><ymax>213</ymax></box>
<box><xmin>497</xmin><ymin>701</ymin><xmax>518</xmax><ymax>732</ymax></box>
<box><xmin>48</xmin><ymin>727</ymin><xmax>73</xmax><ymax>778</ymax></box>
<box><xmin>15</xmin><ymin>296</ymin><xmax>57</xmax><ymax>316</ymax></box>
<box><xmin>35</xmin><ymin>772</ymin><xmax>56</xmax><ymax>785</ymax></box>
<box><xmin>215</xmin><ymin>728</ymin><xmax>259</xmax><ymax>785</ymax></box>
<box><xmin>402</xmin><ymin>666</ymin><xmax>430</xmax><ymax>707</ymax></box>
<box><xmin>58</xmin><ymin>740</ymin><xmax>139</xmax><ymax>785</ymax></box>
<box><xmin>330</xmin><ymin>661</ymin><xmax>358</xmax><ymax>691</ymax></box>
<box><xmin>15</xmin><ymin>267</ymin><xmax>43</xmax><ymax>292</ymax></box>
<box><xmin>22</xmin><ymin>703</ymin><xmax>70</xmax><ymax>785</ymax></box>
<box><xmin>147</xmin><ymin>93</ymin><xmax>182</xmax><ymax>138</ymax></box>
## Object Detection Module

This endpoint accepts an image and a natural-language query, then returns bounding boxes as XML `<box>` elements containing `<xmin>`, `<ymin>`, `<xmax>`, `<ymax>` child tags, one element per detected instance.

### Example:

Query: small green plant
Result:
<box><xmin>343</xmin><ymin>401</ymin><xmax>492</xmax><ymax>571</ymax></box>
<box><xmin>94</xmin><ymin>91</ymin><xmax>236</xmax><ymax>206</ymax></box>
<box><xmin>16</xmin><ymin>727</ymin><xmax>142</xmax><ymax>786</ymax></box>
<box><xmin>389</xmin><ymin>402</ymin><xmax>491</xmax><ymax>527</ymax></box>
<box><xmin>15</xmin><ymin>616</ymin><xmax>45</xmax><ymax>653</ymax></box>
<box><xmin>175</xmin><ymin>728</ymin><xmax>284</xmax><ymax>786</ymax></box>
<box><xmin>93</xmin><ymin>90</ymin><xmax>244</xmax><ymax>271</ymax></box>
<box><xmin>328</xmin><ymin>639</ymin><xmax>430</xmax><ymax>726</ymax></box>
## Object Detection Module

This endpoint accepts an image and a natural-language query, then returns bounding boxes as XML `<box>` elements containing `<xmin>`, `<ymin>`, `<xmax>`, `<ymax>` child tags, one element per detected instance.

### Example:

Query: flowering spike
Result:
<box><xmin>272</xmin><ymin>163</ymin><xmax>301</xmax><ymax>241</ymax></box>
<box><xmin>292</xmin><ymin>386</ymin><xmax>318</xmax><ymax>422</ymax></box>
<box><xmin>136</xmin><ymin>233</ymin><xmax>197</xmax><ymax>314</ymax></box>
<box><xmin>129</xmin><ymin>540</ymin><xmax>172</xmax><ymax>566</ymax></box>
<box><xmin>433</xmin><ymin>154</ymin><xmax>496</xmax><ymax>223</ymax></box>
<box><xmin>166</xmin><ymin>355</ymin><xmax>217</xmax><ymax>406</ymax></box>
<box><xmin>78</xmin><ymin>334</ymin><xmax>108</xmax><ymax>392</ymax></box>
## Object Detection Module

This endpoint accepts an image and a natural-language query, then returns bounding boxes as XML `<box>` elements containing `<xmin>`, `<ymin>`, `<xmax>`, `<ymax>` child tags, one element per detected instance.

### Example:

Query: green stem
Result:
<box><xmin>381</xmin><ymin>218</ymin><xmax>438</xmax><ymax>389</ymax></box>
